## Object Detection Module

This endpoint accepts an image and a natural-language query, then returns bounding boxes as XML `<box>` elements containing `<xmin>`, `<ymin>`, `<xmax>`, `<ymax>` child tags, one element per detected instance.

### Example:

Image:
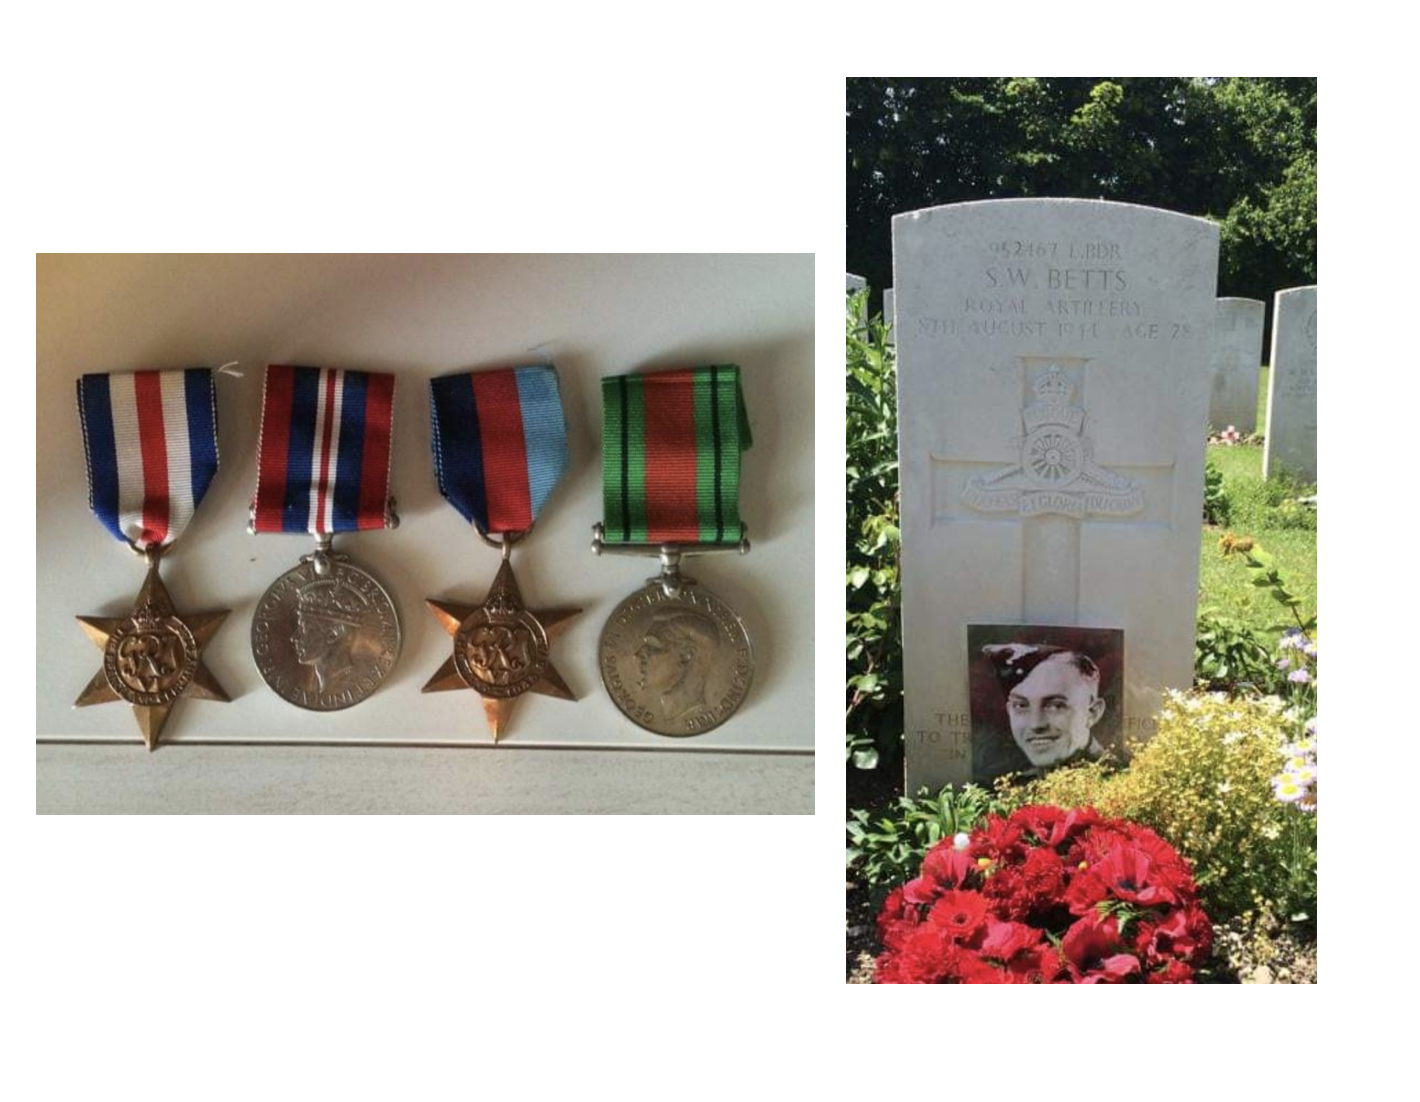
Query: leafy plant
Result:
<box><xmin>846</xmin><ymin>784</ymin><xmax>1005</xmax><ymax>891</ymax></box>
<box><xmin>1218</xmin><ymin>533</ymin><xmax>1316</xmax><ymax>634</ymax></box>
<box><xmin>1194</xmin><ymin>611</ymin><xmax>1279</xmax><ymax>693</ymax></box>
<box><xmin>846</xmin><ymin>297</ymin><xmax>903</xmax><ymax>770</ymax></box>
<box><xmin>1203</xmin><ymin>460</ymin><xmax>1231</xmax><ymax>525</ymax></box>
<box><xmin>1216</xmin><ymin>465</ymin><xmax>1316</xmax><ymax>531</ymax></box>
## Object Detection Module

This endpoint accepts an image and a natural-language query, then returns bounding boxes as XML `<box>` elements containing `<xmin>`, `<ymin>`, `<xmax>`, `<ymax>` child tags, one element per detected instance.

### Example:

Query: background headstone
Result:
<box><xmin>894</xmin><ymin>199</ymin><xmax>1219</xmax><ymax>791</ymax></box>
<box><xmin>1262</xmin><ymin>286</ymin><xmax>1317</xmax><ymax>483</ymax></box>
<box><xmin>1210</xmin><ymin>297</ymin><xmax>1265</xmax><ymax>434</ymax></box>
<box><xmin>846</xmin><ymin>272</ymin><xmax>868</xmax><ymax>329</ymax></box>
<box><xmin>883</xmin><ymin>287</ymin><xmax>895</xmax><ymax>345</ymax></box>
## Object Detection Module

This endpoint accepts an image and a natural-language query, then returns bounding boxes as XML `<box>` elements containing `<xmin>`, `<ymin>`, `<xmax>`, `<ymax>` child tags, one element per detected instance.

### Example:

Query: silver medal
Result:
<box><xmin>593</xmin><ymin>524</ymin><xmax>754</xmax><ymax>736</ymax></box>
<box><xmin>252</xmin><ymin>544</ymin><xmax>401</xmax><ymax>711</ymax></box>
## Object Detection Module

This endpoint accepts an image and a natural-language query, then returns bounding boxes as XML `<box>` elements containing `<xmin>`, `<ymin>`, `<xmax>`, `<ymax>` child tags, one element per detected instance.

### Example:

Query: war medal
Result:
<box><xmin>593</xmin><ymin>365</ymin><xmax>754</xmax><ymax>736</ymax></box>
<box><xmin>423</xmin><ymin>365</ymin><xmax>579</xmax><ymax>741</ymax></box>
<box><xmin>74</xmin><ymin>368</ymin><xmax>230</xmax><ymax>750</ymax></box>
<box><xmin>249</xmin><ymin>366</ymin><xmax>401</xmax><ymax>710</ymax></box>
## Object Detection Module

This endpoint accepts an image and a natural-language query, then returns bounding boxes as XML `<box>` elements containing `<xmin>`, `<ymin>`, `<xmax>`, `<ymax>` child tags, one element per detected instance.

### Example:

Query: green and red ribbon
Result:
<box><xmin>601</xmin><ymin>365</ymin><xmax>751</xmax><ymax>544</ymax></box>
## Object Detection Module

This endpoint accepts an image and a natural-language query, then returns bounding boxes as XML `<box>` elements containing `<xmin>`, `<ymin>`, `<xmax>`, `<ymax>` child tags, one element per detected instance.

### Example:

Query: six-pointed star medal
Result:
<box><xmin>74</xmin><ymin>563</ymin><xmax>230</xmax><ymax>750</ymax></box>
<box><xmin>422</xmin><ymin>558</ymin><xmax>580</xmax><ymax>741</ymax></box>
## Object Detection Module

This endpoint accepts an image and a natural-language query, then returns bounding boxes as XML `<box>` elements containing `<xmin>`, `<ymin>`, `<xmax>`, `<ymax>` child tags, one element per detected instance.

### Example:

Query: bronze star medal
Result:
<box><xmin>422</xmin><ymin>558</ymin><xmax>579</xmax><ymax>741</ymax></box>
<box><xmin>75</xmin><ymin>550</ymin><xmax>230</xmax><ymax>750</ymax></box>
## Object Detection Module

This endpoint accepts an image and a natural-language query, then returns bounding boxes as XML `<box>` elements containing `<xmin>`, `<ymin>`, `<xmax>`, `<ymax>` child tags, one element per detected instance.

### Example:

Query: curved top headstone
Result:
<box><xmin>1262</xmin><ymin>285</ymin><xmax>1317</xmax><ymax>483</ymax></box>
<box><xmin>892</xmin><ymin>199</ymin><xmax>1220</xmax><ymax>790</ymax></box>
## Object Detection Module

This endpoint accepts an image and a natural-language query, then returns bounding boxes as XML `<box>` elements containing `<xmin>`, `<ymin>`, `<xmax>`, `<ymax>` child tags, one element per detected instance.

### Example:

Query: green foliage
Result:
<box><xmin>846</xmin><ymin>784</ymin><xmax>1007</xmax><ymax>891</ymax></box>
<box><xmin>846</xmin><ymin>298</ymin><xmax>902</xmax><ymax>770</ymax></box>
<box><xmin>1203</xmin><ymin>460</ymin><xmax>1230</xmax><ymax>526</ymax></box>
<box><xmin>1194</xmin><ymin>612</ymin><xmax>1279</xmax><ymax>694</ymax></box>
<box><xmin>1213</xmin><ymin>457</ymin><xmax>1316</xmax><ymax>531</ymax></box>
<box><xmin>1002</xmin><ymin>692</ymin><xmax>1317</xmax><ymax>923</ymax></box>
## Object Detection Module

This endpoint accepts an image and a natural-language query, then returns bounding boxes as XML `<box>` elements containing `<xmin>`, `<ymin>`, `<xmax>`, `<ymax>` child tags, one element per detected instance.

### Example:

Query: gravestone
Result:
<box><xmin>1209</xmin><ymin>298</ymin><xmax>1265</xmax><ymax>434</ymax></box>
<box><xmin>1262</xmin><ymin>286</ymin><xmax>1317</xmax><ymax>483</ymax></box>
<box><xmin>883</xmin><ymin>287</ymin><xmax>895</xmax><ymax>345</ymax></box>
<box><xmin>846</xmin><ymin>273</ymin><xmax>868</xmax><ymax>330</ymax></box>
<box><xmin>894</xmin><ymin>199</ymin><xmax>1219</xmax><ymax>791</ymax></box>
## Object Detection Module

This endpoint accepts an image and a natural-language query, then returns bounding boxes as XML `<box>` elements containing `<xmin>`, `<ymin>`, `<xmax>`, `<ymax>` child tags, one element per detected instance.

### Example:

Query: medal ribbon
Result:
<box><xmin>77</xmin><ymin>368</ymin><xmax>220</xmax><ymax>550</ymax></box>
<box><xmin>601</xmin><ymin>364</ymin><xmax>752</xmax><ymax>544</ymax></box>
<box><xmin>252</xmin><ymin>365</ymin><xmax>396</xmax><ymax>534</ymax></box>
<box><xmin>429</xmin><ymin>365</ymin><xmax>570</xmax><ymax>535</ymax></box>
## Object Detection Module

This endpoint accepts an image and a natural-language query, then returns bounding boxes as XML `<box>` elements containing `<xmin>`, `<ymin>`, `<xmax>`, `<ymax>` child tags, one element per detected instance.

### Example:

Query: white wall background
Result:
<box><xmin>37</xmin><ymin>254</ymin><xmax>814</xmax><ymax>812</ymax></box>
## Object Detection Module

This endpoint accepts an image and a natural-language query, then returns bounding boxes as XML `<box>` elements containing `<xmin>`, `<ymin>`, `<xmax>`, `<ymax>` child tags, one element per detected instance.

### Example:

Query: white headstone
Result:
<box><xmin>883</xmin><ymin>287</ymin><xmax>895</xmax><ymax>345</ymax></box>
<box><xmin>846</xmin><ymin>273</ymin><xmax>868</xmax><ymax>293</ymax></box>
<box><xmin>894</xmin><ymin>199</ymin><xmax>1219</xmax><ymax>791</ymax></box>
<box><xmin>1262</xmin><ymin>286</ymin><xmax>1317</xmax><ymax>483</ymax></box>
<box><xmin>1209</xmin><ymin>298</ymin><xmax>1265</xmax><ymax>434</ymax></box>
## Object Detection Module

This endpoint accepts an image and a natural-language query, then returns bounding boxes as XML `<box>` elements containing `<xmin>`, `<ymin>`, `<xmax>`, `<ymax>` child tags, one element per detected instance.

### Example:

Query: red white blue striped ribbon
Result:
<box><xmin>253</xmin><ymin>365</ymin><xmax>396</xmax><ymax>535</ymax></box>
<box><xmin>77</xmin><ymin>368</ymin><xmax>220</xmax><ymax>550</ymax></box>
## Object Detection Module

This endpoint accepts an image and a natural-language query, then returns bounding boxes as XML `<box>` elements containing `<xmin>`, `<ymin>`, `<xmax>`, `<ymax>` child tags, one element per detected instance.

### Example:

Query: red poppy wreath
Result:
<box><xmin>875</xmin><ymin>805</ymin><xmax>1212</xmax><ymax>983</ymax></box>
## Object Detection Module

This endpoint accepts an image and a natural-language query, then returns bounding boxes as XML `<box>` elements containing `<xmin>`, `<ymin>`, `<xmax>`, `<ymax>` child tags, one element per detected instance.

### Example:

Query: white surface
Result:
<box><xmin>1263</xmin><ymin>285</ymin><xmax>1318</xmax><ymax>483</ymax></box>
<box><xmin>37</xmin><ymin>254</ymin><xmax>815</xmax><ymax>756</ymax></box>
<box><xmin>893</xmin><ymin>199</ymin><xmax>1218</xmax><ymax>790</ymax></box>
<box><xmin>1210</xmin><ymin>297</ymin><xmax>1265</xmax><ymax>434</ymax></box>
<box><xmin>36</xmin><ymin>744</ymin><xmax>813</xmax><ymax>815</ymax></box>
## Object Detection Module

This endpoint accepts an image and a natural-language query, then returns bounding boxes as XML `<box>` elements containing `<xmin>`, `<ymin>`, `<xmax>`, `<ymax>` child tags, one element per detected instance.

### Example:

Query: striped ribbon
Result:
<box><xmin>429</xmin><ymin>365</ymin><xmax>569</xmax><ymax>535</ymax></box>
<box><xmin>77</xmin><ymin>368</ymin><xmax>220</xmax><ymax>550</ymax></box>
<box><xmin>601</xmin><ymin>364</ymin><xmax>752</xmax><ymax>545</ymax></box>
<box><xmin>253</xmin><ymin>365</ymin><xmax>396</xmax><ymax>534</ymax></box>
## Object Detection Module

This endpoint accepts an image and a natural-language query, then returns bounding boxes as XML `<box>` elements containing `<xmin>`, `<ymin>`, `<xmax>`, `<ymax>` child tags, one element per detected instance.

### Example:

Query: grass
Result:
<box><xmin>1200</xmin><ymin>365</ymin><xmax>1316</xmax><ymax>643</ymax></box>
<box><xmin>1198</xmin><ymin>364</ymin><xmax>1316</xmax><ymax>643</ymax></box>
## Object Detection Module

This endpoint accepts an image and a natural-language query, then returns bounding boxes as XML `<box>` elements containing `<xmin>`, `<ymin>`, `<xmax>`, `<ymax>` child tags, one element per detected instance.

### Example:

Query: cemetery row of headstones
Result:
<box><xmin>848</xmin><ymin>200</ymin><xmax>1315</xmax><ymax>790</ymax></box>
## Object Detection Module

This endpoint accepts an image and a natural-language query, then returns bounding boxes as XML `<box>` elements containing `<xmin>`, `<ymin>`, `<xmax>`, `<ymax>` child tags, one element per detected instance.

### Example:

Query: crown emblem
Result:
<box><xmin>1033</xmin><ymin>364</ymin><xmax>1073</xmax><ymax>403</ymax></box>
<box><xmin>128</xmin><ymin>601</ymin><xmax>165</xmax><ymax>630</ymax></box>
<box><xmin>1022</xmin><ymin>365</ymin><xmax>1086</xmax><ymax>435</ymax></box>
<box><xmin>483</xmin><ymin>588</ymin><xmax>521</xmax><ymax>620</ymax></box>
<box><xmin>297</xmin><ymin>580</ymin><xmax>366</xmax><ymax>627</ymax></box>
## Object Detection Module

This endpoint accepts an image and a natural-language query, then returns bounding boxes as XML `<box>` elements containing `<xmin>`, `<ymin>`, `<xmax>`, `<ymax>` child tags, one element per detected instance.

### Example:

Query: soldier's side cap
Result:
<box><xmin>982</xmin><ymin>643</ymin><xmax>1070</xmax><ymax>693</ymax></box>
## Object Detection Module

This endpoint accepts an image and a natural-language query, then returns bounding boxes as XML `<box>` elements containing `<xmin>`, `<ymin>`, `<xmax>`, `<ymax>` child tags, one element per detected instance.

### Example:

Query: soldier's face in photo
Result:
<box><xmin>1005</xmin><ymin>656</ymin><xmax>1105</xmax><ymax>767</ymax></box>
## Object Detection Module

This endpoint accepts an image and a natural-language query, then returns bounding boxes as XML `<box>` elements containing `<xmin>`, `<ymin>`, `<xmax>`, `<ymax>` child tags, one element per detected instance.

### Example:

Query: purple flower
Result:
<box><xmin>1275</xmin><ymin>656</ymin><xmax>1292</xmax><ymax>670</ymax></box>
<box><xmin>1288</xmin><ymin>668</ymin><xmax>1311</xmax><ymax>684</ymax></box>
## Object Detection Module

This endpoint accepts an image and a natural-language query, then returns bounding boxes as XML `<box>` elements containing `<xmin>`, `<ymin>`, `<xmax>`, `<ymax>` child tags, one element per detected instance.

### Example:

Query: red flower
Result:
<box><xmin>926</xmin><ymin>890</ymin><xmax>990</xmax><ymax>941</ymax></box>
<box><xmin>1090</xmin><ymin>845</ymin><xmax>1177</xmax><ymax>907</ymax></box>
<box><xmin>903</xmin><ymin>844</ymin><xmax>976</xmax><ymax>904</ymax></box>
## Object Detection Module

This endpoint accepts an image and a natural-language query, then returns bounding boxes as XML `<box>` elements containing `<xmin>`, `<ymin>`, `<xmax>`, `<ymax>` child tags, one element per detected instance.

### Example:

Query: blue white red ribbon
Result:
<box><xmin>429</xmin><ymin>365</ymin><xmax>569</xmax><ymax>535</ymax></box>
<box><xmin>77</xmin><ymin>368</ymin><xmax>220</xmax><ymax>550</ymax></box>
<box><xmin>253</xmin><ymin>365</ymin><xmax>396</xmax><ymax>534</ymax></box>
